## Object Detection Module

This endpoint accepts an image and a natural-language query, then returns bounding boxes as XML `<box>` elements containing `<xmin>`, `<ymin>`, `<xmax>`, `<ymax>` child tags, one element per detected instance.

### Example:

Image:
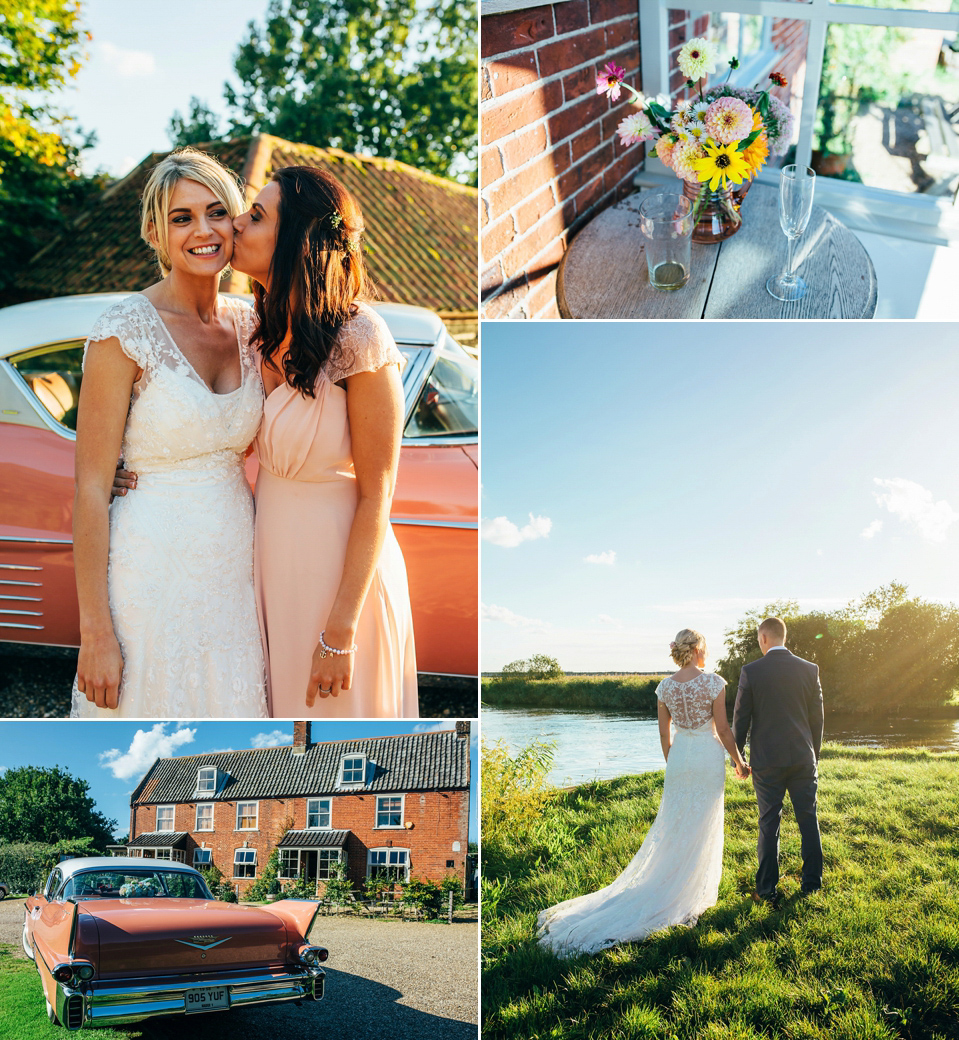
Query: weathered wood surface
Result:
<box><xmin>557</xmin><ymin>184</ymin><xmax>878</xmax><ymax>320</ymax></box>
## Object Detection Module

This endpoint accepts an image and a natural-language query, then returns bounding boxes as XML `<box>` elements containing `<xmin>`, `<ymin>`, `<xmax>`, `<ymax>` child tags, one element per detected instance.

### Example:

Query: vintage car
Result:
<box><xmin>22</xmin><ymin>857</ymin><xmax>327</xmax><ymax>1029</ymax></box>
<box><xmin>0</xmin><ymin>293</ymin><xmax>478</xmax><ymax>680</ymax></box>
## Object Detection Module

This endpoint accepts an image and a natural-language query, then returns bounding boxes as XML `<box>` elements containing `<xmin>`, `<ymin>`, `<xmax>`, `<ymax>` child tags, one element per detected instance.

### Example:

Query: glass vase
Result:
<box><xmin>681</xmin><ymin>179</ymin><xmax>751</xmax><ymax>244</ymax></box>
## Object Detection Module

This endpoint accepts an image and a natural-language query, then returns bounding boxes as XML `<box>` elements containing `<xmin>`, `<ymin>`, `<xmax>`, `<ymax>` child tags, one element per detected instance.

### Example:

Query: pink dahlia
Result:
<box><xmin>703</xmin><ymin>96</ymin><xmax>754</xmax><ymax>145</ymax></box>
<box><xmin>654</xmin><ymin>135</ymin><xmax>678</xmax><ymax>168</ymax></box>
<box><xmin>617</xmin><ymin>111</ymin><xmax>659</xmax><ymax>147</ymax></box>
<box><xmin>670</xmin><ymin>139</ymin><xmax>706</xmax><ymax>183</ymax></box>
<box><xmin>596</xmin><ymin>62</ymin><xmax>626</xmax><ymax>101</ymax></box>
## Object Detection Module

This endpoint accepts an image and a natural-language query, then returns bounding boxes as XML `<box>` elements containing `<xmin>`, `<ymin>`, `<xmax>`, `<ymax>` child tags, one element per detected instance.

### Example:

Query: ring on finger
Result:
<box><xmin>319</xmin><ymin>684</ymin><xmax>333</xmax><ymax>694</ymax></box>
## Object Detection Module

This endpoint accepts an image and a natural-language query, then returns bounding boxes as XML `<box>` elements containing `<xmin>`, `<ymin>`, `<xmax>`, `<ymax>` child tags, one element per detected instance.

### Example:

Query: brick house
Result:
<box><xmin>481</xmin><ymin>4</ymin><xmax>808</xmax><ymax>318</ymax></box>
<box><xmin>125</xmin><ymin>722</ymin><xmax>471</xmax><ymax>898</ymax></box>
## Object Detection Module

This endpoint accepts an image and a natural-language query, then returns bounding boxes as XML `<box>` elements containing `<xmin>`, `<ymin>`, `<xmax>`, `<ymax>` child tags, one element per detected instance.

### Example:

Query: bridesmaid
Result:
<box><xmin>231</xmin><ymin>166</ymin><xmax>418</xmax><ymax>717</ymax></box>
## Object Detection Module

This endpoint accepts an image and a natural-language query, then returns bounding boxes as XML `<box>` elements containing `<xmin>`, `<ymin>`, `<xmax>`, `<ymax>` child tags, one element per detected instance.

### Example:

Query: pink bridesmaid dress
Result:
<box><xmin>253</xmin><ymin>303</ymin><xmax>419</xmax><ymax>717</ymax></box>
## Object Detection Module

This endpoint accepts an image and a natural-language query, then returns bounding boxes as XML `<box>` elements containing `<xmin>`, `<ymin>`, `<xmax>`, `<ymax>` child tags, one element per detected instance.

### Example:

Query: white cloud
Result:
<box><xmin>0</xmin><ymin>765</ymin><xmax>6</xmax><ymax>774</ymax></box>
<box><xmin>861</xmin><ymin>519</ymin><xmax>883</xmax><ymax>539</ymax></box>
<box><xmin>584</xmin><ymin>550</ymin><xmax>616</xmax><ymax>565</ymax></box>
<box><xmin>100</xmin><ymin>724</ymin><xmax>196</xmax><ymax>782</ymax></box>
<box><xmin>482</xmin><ymin>602</ymin><xmax>549</xmax><ymax>632</ymax></box>
<box><xmin>251</xmin><ymin>730</ymin><xmax>292</xmax><ymax>749</ymax></box>
<box><xmin>481</xmin><ymin>513</ymin><xmax>552</xmax><ymax>548</ymax></box>
<box><xmin>413</xmin><ymin>721</ymin><xmax>453</xmax><ymax>734</ymax></box>
<box><xmin>873</xmin><ymin>478</ymin><xmax>958</xmax><ymax>543</ymax></box>
<box><xmin>97</xmin><ymin>41</ymin><xmax>156</xmax><ymax>77</ymax></box>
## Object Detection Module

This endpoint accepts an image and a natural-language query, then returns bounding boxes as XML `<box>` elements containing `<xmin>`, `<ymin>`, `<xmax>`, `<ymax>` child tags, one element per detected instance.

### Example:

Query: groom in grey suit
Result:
<box><xmin>733</xmin><ymin>616</ymin><xmax>824</xmax><ymax>902</ymax></box>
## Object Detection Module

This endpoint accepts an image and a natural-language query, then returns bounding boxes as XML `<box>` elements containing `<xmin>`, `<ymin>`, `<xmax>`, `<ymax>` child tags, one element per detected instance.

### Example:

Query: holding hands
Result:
<box><xmin>735</xmin><ymin>759</ymin><xmax>751</xmax><ymax>780</ymax></box>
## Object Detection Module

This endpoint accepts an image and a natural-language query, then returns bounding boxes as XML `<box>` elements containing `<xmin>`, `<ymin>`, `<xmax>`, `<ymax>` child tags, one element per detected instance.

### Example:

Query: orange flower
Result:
<box><xmin>742</xmin><ymin>113</ymin><xmax>769</xmax><ymax>179</ymax></box>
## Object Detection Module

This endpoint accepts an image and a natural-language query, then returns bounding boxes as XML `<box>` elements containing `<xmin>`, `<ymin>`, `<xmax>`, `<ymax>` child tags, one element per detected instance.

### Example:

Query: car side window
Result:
<box><xmin>44</xmin><ymin>868</ymin><xmax>62</xmax><ymax>899</ymax></box>
<box><xmin>9</xmin><ymin>341</ymin><xmax>85</xmax><ymax>431</ymax></box>
<box><xmin>403</xmin><ymin>336</ymin><xmax>478</xmax><ymax>439</ymax></box>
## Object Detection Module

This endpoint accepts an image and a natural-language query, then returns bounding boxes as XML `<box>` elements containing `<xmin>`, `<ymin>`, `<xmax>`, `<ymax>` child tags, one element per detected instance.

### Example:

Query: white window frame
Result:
<box><xmin>193</xmin><ymin>848</ymin><xmax>212</xmax><ymax>868</ymax></box>
<box><xmin>367</xmin><ymin>847</ymin><xmax>410</xmax><ymax>882</ymax></box>
<box><xmin>306</xmin><ymin>797</ymin><xmax>332</xmax><ymax>829</ymax></box>
<box><xmin>374</xmin><ymin>794</ymin><xmax>405</xmax><ymax>829</ymax></box>
<box><xmin>233</xmin><ymin>848</ymin><xmax>257</xmax><ymax>878</ymax></box>
<box><xmin>195</xmin><ymin>803</ymin><xmax>214</xmax><ymax>832</ymax></box>
<box><xmin>317</xmin><ymin>849</ymin><xmax>343</xmax><ymax>880</ymax></box>
<box><xmin>235</xmin><ymin>801</ymin><xmax>258</xmax><ymax>831</ymax></box>
<box><xmin>155</xmin><ymin>805</ymin><xmax>175</xmax><ymax>832</ymax></box>
<box><xmin>279</xmin><ymin>849</ymin><xmax>301</xmax><ymax>880</ymax></box>
<box><xmin>196</xmin><ymin>766</ymin><xmax>216</xmax><ymax>795</ymax></box>
<box><xmin>278</xmin><ymin>847</ymin><xmax>344</xmax><ymax>881</ymax></box>
<box><xmin>640</xmin><ymin>0</ymin><xmax>959</xmax><ymax>242</ymax></box>
<box><xmin>339</xmin><ymin>755</ymin><xmax>367</xmax><ymax>786</ymax></box>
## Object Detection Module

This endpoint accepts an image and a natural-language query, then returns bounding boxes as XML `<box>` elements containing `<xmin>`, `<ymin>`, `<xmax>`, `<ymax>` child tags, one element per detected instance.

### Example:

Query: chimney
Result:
<box><xmin>455</xmin><ymin>721</ymin><xmax>470</xmax><ymax>740</ymax></box>
<box><xmin>293</xmin><ymin>721</ymin><xmax>311</xmax><ymax>755</ymax></box>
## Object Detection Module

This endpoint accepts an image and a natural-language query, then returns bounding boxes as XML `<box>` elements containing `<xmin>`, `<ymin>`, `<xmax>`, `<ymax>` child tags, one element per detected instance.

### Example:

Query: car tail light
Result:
<box><xmin>52</xmin><ymin>964</ymin><xmax>74</xmax><ymax>983</ymax></box>
<box><xmin>64</xmin><ymin>993</ymin><xmax>84</xmax><ymax>1030</ymax></box>
<box><xmin>297</xmin><ymin>945</ymin><xmax>328</xmax><ymax>966</ymax></box>
<box><xmin>75</xmin><ymin>963</ymin><xmax>95</xmax><ymax>981</ymax></box>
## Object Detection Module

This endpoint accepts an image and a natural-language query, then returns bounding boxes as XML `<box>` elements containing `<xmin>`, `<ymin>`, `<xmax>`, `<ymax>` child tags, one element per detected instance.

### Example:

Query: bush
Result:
<box><xmin>322</xmin><ymin>861</ymin><xmax>353</xmax><ymax>906</ymax></box>
<box><xmin>199</xmin><ymin>864</ymin><xmax>237</xmax><ymax>902</ymax></box>
<box><xmin>481</xmin><ymin>738</ymin><xmax>555</xmax><ymax>846</ymax></box>
<box><xmin>281</xmin><ymin>875</ymin><xmax>316</xmax><ymax>900</ymax></box>
<box><xmin>482</xmin><ymin>675</ymin><xmax>662</xmax><ymax>710</ymax></box>
<box><xmin>401</xmin><ymin>877</ymin><xmax>443</xmax><ymax>918</ymax></box>
<box><xmin>0</xmin><ymin>839</ymin><xmax>101</xmax><ymax>895</ymax></box>
<box><xmin>247</xmin><ymin>849</ymin><xmax>283</xmax><ymax>902</ymax></box>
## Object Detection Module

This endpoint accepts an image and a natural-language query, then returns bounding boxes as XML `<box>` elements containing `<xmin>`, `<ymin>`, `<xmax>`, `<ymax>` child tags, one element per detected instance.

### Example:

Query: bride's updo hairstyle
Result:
<box><xmin>139</xmin><ymin>147</ymin><xmax>245</xmax><ymax>276</ymax></box>
<box><xmin>252</xmin><ymin>165</ymin><xmax>369</xmax><ymax>398</ymax></box>
<box><xmin>670</xmin><ymin>629</ymin><xmax>706</xmax><ymax>667</ymax></box>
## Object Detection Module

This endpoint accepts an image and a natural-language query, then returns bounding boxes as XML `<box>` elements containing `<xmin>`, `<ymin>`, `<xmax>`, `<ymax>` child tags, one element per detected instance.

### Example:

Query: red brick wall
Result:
<box><xmin>481</xmin><ymin>0</ymin><xmax>645</xmax><ymax>318</ymax></box>
<box><xmin>132</xmin><ymin>790</ymin><xmax>470</xmax><ymax>898</ymax></box>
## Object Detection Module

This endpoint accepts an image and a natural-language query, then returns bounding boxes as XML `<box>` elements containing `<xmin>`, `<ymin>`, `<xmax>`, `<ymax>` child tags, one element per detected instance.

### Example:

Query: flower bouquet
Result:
<box><xmin>598</xmin><ymin>38</ymin><xmax>794</xmax><ymax>242</ymax></box>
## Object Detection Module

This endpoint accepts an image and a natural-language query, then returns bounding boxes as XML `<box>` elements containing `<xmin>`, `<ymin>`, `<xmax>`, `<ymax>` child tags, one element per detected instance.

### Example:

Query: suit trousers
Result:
<box><xmin>752</xmin><ymin>762</ymin><xmax>823</xmax><ymax>896</ymax></box>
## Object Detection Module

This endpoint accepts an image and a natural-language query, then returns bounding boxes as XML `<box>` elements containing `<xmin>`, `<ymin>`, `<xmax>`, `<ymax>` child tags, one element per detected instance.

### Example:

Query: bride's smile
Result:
<box><xmin>161</xmin><ymin>178</ymin><xmax>235</xmax><ymax>274</ymax></box>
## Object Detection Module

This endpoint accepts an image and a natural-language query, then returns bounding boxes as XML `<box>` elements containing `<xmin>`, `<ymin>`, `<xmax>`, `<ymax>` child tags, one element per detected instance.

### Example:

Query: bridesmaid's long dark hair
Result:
<box><xmin>252</xmin><ymin>166</ymin><xmax>369</xmax><ymax>397</ymax></box>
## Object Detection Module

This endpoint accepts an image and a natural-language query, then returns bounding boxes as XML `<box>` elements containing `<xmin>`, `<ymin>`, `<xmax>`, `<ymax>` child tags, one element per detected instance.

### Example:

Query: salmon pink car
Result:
<box><xmin>23</xmin><ymin>857</ymin><xmax>327</xmax><ymax>1029</ymax></box>
<box><xmin>0</xmin><ymin>293</ymin><xmax>478</xmax><ymax>682</ymax></box>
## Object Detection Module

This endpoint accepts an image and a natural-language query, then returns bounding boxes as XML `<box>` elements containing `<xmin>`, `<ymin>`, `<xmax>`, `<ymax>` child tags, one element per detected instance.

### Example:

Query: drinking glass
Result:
<box><xmin>766</xmin><ymin>164</ymin><xmax>816</xmax><ymax>301</ymax></box>
<box><xmin>639</xmin><ymin>193</ymin><xmax>693</xmax><ymax>291</ymax></box>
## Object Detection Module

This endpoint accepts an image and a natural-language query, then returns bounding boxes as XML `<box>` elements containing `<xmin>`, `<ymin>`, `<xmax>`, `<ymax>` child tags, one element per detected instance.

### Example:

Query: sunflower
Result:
<box><xmin>692</xmin><ymin>140</ymin><xmax>751</xmax><ymax>190</ymax></box>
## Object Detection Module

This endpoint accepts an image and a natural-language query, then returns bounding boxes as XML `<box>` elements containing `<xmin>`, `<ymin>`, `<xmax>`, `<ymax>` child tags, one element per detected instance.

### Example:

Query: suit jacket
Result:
<box><xmin>733</xmin><ymin>649</ymin><xmax>823</xmax><ymax>772</ymax></box>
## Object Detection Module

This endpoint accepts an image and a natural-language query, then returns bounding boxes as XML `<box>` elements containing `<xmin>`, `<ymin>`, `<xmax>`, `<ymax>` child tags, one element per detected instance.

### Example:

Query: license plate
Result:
<box><xmin>184</xmin><ymin>987</ymin><xmax>230</xmax><ymax>1013</ymax></box>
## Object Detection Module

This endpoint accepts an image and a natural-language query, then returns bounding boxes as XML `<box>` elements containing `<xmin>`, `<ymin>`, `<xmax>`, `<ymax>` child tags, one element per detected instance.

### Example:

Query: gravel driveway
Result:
<box><xmin>1</xmin><ymin>899</ymin><xmax>478</xmax><ymax>1039</ymax></box>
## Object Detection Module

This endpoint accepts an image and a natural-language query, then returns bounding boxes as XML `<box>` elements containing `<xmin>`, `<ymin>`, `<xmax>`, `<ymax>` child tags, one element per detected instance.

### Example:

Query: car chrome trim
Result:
<box><xmin>0</xmin><ymin>608</ymin><xmax>42</xmax><ymax>616</ymax></box>
<box><xmin>174</xmin><ymin>937</ymin><xmax>231</xmax><ymax>950</ymax></box>
<box><xmin>0</xmin><ymin>622</ymin><xmax>44</xmax><ymax>629</ymax></box>
<box><xmin>0</xmin><ymin>535</ymin><xmax>72</xmax><ymax>544</ymax></box>
<box><xmin>401</xmin><ymin>433</ymin><xmax>478</xmax><ymax>446</ymax></box>
<box><xmin>0</xmin><ymin>579</ymin><xmax>43</xmax><ymax>587</ymax></box>
<box><xmin>0</xmin><ymin>562</ymin><xmax>42</xmax><ymax>570</ymax></box>
<box><xmin>418</xmin><ymin>671</ymin><xmax>478</xmax><ymax>679</ymax></box>
<box><xmin>0</xmin><ymin>595</ymin><xmax>41</xmax><ymax>601</ymax></box>
<box><xmin>391</xmin><ymin>518</ymin><xmax>478</xmax><ymax>530</ymax></box>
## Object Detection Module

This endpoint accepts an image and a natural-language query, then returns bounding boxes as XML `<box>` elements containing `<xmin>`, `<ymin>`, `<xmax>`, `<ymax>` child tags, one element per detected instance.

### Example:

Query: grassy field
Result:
<box><xmin>482</xmin><ymin>744</ymin><xmax>959</xmax><ymax>1040</ymax></box>
<box><xmin>482</xmin><ymin>676</ymin><xmax>665</xmax><ymax>711</ymax></box>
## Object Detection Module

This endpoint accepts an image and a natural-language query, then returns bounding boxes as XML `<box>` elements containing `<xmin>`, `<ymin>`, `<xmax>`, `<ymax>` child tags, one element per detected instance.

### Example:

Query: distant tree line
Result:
<box><xmin>718</xmin><ymin>583</ymin><xmax>959</xmax><ymax>714</ymax></box>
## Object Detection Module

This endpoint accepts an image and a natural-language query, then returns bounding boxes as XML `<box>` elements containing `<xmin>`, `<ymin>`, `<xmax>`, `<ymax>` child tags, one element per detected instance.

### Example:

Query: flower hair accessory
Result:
<box><xmin>328</xmin><ymin>210</ymin><xmax>343</xmax><ymax>229</ymax></box>
<box><xmin>669</xmin><ymin>641</ymin><xmax>677</xmax><ymax>649</ymax></box>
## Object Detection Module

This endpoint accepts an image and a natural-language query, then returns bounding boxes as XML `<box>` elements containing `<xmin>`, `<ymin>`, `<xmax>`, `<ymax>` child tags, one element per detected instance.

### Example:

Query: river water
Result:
<box><xmin>481</xmin><ymin>706</ymin><xmax>959</xmax><ymax>787</ymax></box>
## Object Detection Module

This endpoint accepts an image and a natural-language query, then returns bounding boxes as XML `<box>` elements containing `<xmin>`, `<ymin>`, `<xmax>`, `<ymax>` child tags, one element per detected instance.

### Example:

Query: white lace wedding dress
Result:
<box><xmin>70</xmin><ymin>294</ymin><xmax>268</xmax><ymax>718</ymax></box>
<box><xmin>537</xmin><ymin>671</ymin><xmax>727</xmax><ymax>957</ymax></box>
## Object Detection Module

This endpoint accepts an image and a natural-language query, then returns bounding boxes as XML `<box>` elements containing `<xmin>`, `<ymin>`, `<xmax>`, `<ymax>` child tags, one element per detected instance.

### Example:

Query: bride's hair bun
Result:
<box><xmin>670</xmin><ymin>628</ymin><xmax>706</xmax><ymax>667</ymax></box>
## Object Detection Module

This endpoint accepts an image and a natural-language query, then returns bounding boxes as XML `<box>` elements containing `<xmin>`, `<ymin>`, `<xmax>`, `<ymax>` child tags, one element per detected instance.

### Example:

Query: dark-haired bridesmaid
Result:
<box><xmin>232</xmin><ymin>166</ymin><xmax>418</xmax><ymax>717</ymax></box>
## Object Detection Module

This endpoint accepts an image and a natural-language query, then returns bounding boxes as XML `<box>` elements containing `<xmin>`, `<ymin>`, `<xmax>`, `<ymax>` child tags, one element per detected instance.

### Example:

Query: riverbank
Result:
<box><xmin>482</xmin><ymin>744</ymin><xmax>959</xmax><ymax>1039</ymax></box>
<box><xmin>481</xmin><ymin>676</ymin><xmax>664</xmax><ymax>711</ymax></box>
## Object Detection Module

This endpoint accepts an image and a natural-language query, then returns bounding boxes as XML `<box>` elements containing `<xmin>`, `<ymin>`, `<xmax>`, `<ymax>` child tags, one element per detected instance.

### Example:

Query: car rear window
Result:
<box><xmin>61</xmin><ymin>870</ymin><xmax>212</xmax><ymax>899</ymax></box>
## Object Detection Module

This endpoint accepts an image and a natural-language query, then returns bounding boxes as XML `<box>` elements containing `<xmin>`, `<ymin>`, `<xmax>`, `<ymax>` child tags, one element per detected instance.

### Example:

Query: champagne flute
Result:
<box><xmin>766</xmin><ymin>164</ymin><xmax>816</xmax><ymax>301</ymax></box>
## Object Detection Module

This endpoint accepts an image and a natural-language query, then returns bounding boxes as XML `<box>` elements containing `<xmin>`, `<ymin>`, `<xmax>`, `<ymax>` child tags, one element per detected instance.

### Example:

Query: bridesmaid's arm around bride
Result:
<box><xmin>306</xmin><ymin>362</ymin><xmax>404</xmax><ymax>703</ymax></box>
<box><xmin>73</xmin><ymin>337</ymin><xmax>140</xmax><ymax>708</ymax></box>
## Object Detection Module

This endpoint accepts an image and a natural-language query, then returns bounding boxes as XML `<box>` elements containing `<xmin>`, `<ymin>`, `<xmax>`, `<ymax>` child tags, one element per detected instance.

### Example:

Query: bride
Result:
<box><xmin>537</xmin><ymin>629</ymin><xmax>749</xmax><ymax>957</ymax></box>
<box><xmin>71</xmin><ymin>148</ymin><xmax>268</xmax><ymax>717</ymax></box>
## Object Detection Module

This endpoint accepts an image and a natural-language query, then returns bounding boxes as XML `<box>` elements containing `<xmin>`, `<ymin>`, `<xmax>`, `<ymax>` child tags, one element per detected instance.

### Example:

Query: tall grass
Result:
<box><xmin>482</xmin><ymin>743</ymin><xmax>959</xmax><ymax>1039</ymax></box>
<box><xmin>482</xmin><ymin>676</ymin><xmax>665</xmax><ymax>711</ymax></box>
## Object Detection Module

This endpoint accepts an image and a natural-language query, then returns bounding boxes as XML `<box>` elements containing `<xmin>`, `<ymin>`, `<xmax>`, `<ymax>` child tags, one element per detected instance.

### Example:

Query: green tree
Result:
<box><xmin>0</xmin><ymin>766</ymin><xmax>116</xmax><ymax>849</ymax></box>
<box><xmin>222</xmin><ymin>0</ymin><xmax>477</xmax><ymax>184</ymax></box>
<box><xmin>168</xmin><ymin>96</ymin><xmax>226</xmax><ymax>148</ymax></box>
<box><xmin>500</xmin><ymin>655</ymin><xmax>563</xmax><ymax>680</ymax></box>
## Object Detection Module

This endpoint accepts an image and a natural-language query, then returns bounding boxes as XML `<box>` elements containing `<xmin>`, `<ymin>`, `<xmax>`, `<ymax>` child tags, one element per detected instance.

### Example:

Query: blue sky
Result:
<box><xmin>65</xmin><ymin>0</ymin><xmax>268</xmax><ymax>177</ymax></box>
<box><xmin>481</xmin><ymin>322</ymin><xmax>959</xmax><ymax>673</ymax></box>
<box><xmin>0</xmin><ymin>720</ymin><xmax>477</xmax><ymax>842</ymax></box>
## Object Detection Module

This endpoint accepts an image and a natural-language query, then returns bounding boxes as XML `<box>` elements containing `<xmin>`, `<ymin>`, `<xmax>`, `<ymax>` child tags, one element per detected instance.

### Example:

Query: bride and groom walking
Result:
<box><xmin>537</xmin><ymin>617</ymin><xmax>824</xmax><ymax>957</ymax></box>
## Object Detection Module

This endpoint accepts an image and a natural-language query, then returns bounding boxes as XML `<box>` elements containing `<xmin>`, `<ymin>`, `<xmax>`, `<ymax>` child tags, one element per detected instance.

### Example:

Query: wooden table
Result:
<box><xmin>557</xmin><ymin>182</ymin><xmax>878</xmax><ymax>319</ymax></box>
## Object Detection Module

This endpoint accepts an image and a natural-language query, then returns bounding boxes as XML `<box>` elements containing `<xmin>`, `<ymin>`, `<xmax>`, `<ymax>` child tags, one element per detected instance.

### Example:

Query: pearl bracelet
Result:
<box><xmin>318</xmin><ymin>630</ymin><xmax>358</xmax><ymax>658</ymax></box>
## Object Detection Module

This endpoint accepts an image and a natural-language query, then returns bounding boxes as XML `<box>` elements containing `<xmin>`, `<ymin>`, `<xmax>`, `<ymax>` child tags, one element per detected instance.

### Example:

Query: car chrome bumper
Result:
<box><xmin>56</xmin><ymin>965</ymin><xmax>325</xmax><ymax>1029</ymax></box>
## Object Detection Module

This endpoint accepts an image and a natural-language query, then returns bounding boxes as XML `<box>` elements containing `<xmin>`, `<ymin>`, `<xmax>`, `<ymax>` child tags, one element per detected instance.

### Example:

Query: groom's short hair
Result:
<box><xmin>758</xmin><ymin>617</ymin><xmax>787</xmax><ymax>643</ymax></box>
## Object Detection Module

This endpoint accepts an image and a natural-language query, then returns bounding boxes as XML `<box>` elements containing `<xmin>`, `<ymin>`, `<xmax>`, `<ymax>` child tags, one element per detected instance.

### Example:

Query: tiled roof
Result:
<box><xmin>132</xmin><ymin>728</ymin><xmax>470</xmax><ymax>807</ymax></box>
<box><xmin>128</xmin><ymin>832</ymin><xmax>188</xmax><ymax>848</ymax></box>
<box><xmin>16</xmin><ymin>135</ymin><xmax>477</xmax><ymax>317</ymax></box>
<box><xmin>277</xmin><ymin>829</ymin><xmax>350</xmax><ymax>849</ymax></box>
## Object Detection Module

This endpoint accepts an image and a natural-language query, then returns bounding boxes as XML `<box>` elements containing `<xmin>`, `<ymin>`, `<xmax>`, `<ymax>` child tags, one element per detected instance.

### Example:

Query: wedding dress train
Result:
<box><xmin>537</xmin><ymin>672</ymin><xmax>727</xmax><ymax>957</ymax></box>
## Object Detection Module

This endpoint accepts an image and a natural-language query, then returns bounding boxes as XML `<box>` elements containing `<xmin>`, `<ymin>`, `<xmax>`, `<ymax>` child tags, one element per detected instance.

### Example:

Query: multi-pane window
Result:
<box><xmin>279</xmin><ymin>849</ymin><xmax>300</xmax><ymax>879</ymax></box>
<box><xmin>193</xmin><ymin>848</ymin><xmax>212</xmax><ymax>868</ymax></box>
<box><xmin>368</xmin><ymin>848</ymin><xmax>409</xmax><ymax>881</ymax></box>
<box><xmin>196</xmin><ymin>767</ymin><xmax>216</xmax><ymax>794</ymax></box>
<box><xmin>318</xmin><ymin>849</ymin><xmax>341</xmax><ymax>880</ymax></box>
<box><xmin>234</xmin><ymin>849</ymin><xmax>256</xmax><ymax>878</ymax></box>
<box><xmin>279</xmin><ymin>848</ymin><xmax>343</xmax><ymax>880</ymax></box>
<box><xmin>306</xmin><ymin>798</ymin><xmax>331</xmax><ymax>829</ymax></box>
<box><xmin>340</xmin><ymin>756</ymin><xmax>366</xmax><ymax>784</ymax></box>
<box><xmin>154</xmin><ymin>848</ymin><xmax>172</xmax><ymax>861</ymax></box>
<box><xmin>376</xmin><ymin>795</ymin><xmax>404</xmax><ymax>828</ymax></box>
<box><xmin>156</xmin><ymin>805</ymin><xmax>175</xmax><ymax>832</ymax></box>
<box><xmin>195</xmin><ymin>804</ymin><xmax>213</xmax><ymax>831</ymax></box>
<box><xmin>236</xmin><ymin>802</ymin><xmax>258</xmax><ymax>830</ymax></box>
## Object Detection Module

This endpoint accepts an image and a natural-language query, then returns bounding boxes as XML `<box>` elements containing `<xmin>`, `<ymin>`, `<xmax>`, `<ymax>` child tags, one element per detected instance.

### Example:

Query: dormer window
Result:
<box><xmin>340</xmin><ymin>755</ymin><xmax>367</xmax><ymax>785</ymax></box>
<box><xmin>196</xmin><ymin>766</ymin><xmax>217</xmax><ymax>794</ymax></box>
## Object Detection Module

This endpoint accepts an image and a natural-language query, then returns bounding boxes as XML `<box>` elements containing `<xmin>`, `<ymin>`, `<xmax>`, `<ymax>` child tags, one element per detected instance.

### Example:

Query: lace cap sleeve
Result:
<box><xmin>82</xmin><ymin>296</ymin><xmax>154</xmax><ymax>371</ymax></box>
<box><xmin>655</xmin><ymin>678</ymin><xmax>669</xmax><ymax>701</ymax></box>
<box><xmin>711</xmin><ymin>672</ymin><xmax>727</xmax><ymax>699</ymax></box>
<box><xmin>325</xmin><ymin>303</ymin><xmax>404</xmax><ymax>383</ymax></box>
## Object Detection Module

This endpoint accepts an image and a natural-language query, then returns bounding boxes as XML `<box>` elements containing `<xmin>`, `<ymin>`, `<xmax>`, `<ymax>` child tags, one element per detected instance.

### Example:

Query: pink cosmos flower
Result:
<box><xmin>617</xmin><ymin>111</ymin><xmax>659</xmax><ymax>147</ymax></box>
<box><xmin>703</xmin><ymin>96</ymin><xmax>754</xmax><ymax>145</ymax></box>
<box><xmin>596</xmin><ymin>62</ymin><xmax>626</xmax><ymax>101</ymax></box>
